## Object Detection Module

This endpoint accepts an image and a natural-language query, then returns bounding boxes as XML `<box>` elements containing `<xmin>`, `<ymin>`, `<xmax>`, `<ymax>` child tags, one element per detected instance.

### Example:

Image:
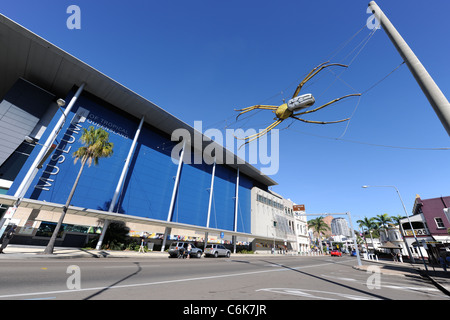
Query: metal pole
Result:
<box><xmin>393</xmin><ymin>187</ymin><xmax>428</xmax><ymax>272</ymax></box>
<box><xmin>206</xmin><ymin>157</ymin><xmax>216</xmax><ymax>228</ymax></box>
<box><xmin>233</xmin><ymin>167</ymin><xmax>240</xmax><ymax>254</ymax></box>
<box><xmin>362</xmin><ymin>185</ymin><xmax>428</xmax><ymax>271</ymax></box>
<box><xmin>167</xmin><ymin>140</ymin><xmax>185</xmax><ymax>222</ymax></box>
<box><xmin>14</xmin><ymin>83</ymin><xmax>86</xmax><ymax>199</ymax></box>
<box><xmin>0</xmin><ymin>84</ymin><xmax>86</xmax><ymax>239</ymax></box>
<box><xmin>204</xmin><ymin>157</ymin><xmax>216</xmax><ymax>252</ymax></box>
<box><xmin>234</xmin><ymin>167</ymin><xmax>239</xmax><ymax>232</ymax></box>
<box><xmin>347</xmin><ymin>212</ymin><xmax>362</xmax><ymax>266</ymax></box>
<box><xmin>161</xmin><ymin>140</ymin><xmax>185</xmax><ymax>252</ymax></box>
<box><xmin>368</xmin><ymin>1</ymin><xmax>450</xmax><ymax>136</ymax></box>
<box><xmin>95</xmin><ymin>116</ymin><xmax>145</xmax><ymax>250</ymax></box>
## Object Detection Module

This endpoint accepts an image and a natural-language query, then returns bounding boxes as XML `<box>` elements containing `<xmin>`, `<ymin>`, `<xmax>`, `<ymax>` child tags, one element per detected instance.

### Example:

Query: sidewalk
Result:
<box><xmin>0</xmin><ymin>245</ymin><xmax>170</xmax><ymax>259</ymax></box>
<box><xmin>353</xmin><ymin>258</ymin><xmax>450</xmax><ymax>296</ymax></box>
<box><xmin>0</xmin><ymin>244</ymin><xmax>273</xmax><ymax>259</ymax></box>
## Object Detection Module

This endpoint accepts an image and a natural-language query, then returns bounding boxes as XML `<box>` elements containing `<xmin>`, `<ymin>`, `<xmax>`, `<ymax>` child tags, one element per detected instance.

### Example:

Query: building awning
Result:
<box><xmin>0</xmin><ymin>14</ymin><xmax>277</xmax><ymax>187</ymax></box>
<box><xmin>0</xmin><ymin>194</ymin><xmax>285</xmax><ymax>242</ymax></box>
<box><xmin>378</xmin><ymin>241</ymin><xmax>402</xmax><ymax>249</ymax></box>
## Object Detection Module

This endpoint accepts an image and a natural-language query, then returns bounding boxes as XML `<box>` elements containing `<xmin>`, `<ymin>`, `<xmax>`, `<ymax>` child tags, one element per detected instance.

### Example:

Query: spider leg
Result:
<box><xmin>292</xmin><ymin>115</ymin><xmax>350</xmax><ymax>124</ymax></box>
<box><xmin>293</xmin><ymin>93</ymin><xmax>361</xmax><ymax>117</ymax></box>
<box><xmin>236</xmin><ymin>119</ymin><xmax>283</xmax><ymax>149</ymax></box>
<box><xmin>292</xmin><ymin>61</ymin><xmax>349</xmax><ymax>98</ymax></box>
<box><xmin>235</xmin><ymin>105</ymin><xmax>278</xmax><ymax>120</ymax></box>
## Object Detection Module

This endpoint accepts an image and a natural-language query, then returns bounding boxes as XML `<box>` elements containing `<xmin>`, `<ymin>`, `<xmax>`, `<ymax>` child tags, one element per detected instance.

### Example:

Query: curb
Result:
<box><xmin>351</xmin><ymin>265</ymin><xmax>422</xmax><ymax>279</ymax></box>
<box><xmin>417</xmin><ymin>270</ymin><xmax>450</xmax><ymax>297</ymax></box>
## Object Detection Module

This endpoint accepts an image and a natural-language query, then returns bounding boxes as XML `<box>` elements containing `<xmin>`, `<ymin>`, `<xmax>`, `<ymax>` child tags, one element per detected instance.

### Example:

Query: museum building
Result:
<box><xmin>0</xmin><ymin>14</ymin><xmax>281</xmax><ymax>249</ymax></box>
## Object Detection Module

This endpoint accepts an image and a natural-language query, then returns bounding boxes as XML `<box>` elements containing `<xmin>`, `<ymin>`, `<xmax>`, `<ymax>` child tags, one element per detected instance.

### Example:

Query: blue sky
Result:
<box><xmin>2</xmin><ymin>0</ymin><xmax>450</xmax><ymax>228</ymax></box>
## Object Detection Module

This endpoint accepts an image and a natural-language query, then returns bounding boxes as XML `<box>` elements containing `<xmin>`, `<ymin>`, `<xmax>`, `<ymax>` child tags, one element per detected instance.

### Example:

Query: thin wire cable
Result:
<box><xmin>289</xmin><ymin>128</ymin><xmax>450</xmax><ymax>151</ymax></box>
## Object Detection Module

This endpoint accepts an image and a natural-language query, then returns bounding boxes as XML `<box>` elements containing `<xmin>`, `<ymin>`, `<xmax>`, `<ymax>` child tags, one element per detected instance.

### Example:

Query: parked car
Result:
<box><xmin>168</xmin><ymin>242</ymin><xmax>203</xmax><ymax>258</ymax></box>
<box><xmin>204</xmin><ymin>244</ymin><xmax>231</xmax><ymax>258</ymax></box>
<box><xmin>330</xmin><ymin>250</ymin><xmax>342</xmax><ymax>257</ymax></box>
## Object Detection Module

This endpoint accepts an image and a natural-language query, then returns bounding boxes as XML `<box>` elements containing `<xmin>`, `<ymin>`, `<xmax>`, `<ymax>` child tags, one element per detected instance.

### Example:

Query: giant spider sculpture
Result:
<box><xmin>235</xmin><ymin>61</ymin><xmax>361</xmax><ymax>145</ymax></box>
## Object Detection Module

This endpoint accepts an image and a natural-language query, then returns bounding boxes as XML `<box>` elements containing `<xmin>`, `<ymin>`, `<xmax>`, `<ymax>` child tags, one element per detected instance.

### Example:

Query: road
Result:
<box><xmin>0</xmin><ymin>255</ymin><xmax>447</xmax><ymax>301</ymax></box>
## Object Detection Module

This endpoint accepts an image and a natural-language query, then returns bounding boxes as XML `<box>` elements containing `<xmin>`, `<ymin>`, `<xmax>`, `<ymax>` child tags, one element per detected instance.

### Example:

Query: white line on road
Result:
<box><xmin>0</xmin><ymin>260</ymin><xmax>352</xmax><ymax>299</ymax></box>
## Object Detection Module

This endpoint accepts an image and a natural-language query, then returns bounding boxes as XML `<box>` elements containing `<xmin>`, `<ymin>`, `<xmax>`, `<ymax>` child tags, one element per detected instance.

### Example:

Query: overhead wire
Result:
<box><xmin>228</xmin><ymin>20</ymin><xmax>450</xmax><ymax>151</ymax></box>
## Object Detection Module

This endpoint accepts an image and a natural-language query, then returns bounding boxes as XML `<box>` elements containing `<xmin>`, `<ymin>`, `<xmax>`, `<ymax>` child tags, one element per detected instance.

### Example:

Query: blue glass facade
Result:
<box><xmin>9</xmin><ymin>88</ymin><xmax>254</xmax><ymax>232</ymax></box>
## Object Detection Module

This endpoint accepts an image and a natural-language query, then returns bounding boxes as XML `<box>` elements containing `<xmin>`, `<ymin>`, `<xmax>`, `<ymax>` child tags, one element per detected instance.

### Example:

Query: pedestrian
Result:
<box><xmin>138</xmin><ymin>238</ymin><xmax>146</xmax><ymax>253</ymax></box>
<box><xmin>187</xmin><ymin>243</ymin><xmax>192</xmax><ymax>259</ymax></box>
<box><xmin>0</xmin><ymin>225</ymin><xmax>17</xmax><ymax>254</ymax></box>
<box><xmin>391</xmin><ymin>251</ymin><xmax>398</xmax><ymax>262</ymax></box>
<box><xmin>178</xmin><ymin>246</ymin><xmax>186</xmax><ymax>259</ymax></box>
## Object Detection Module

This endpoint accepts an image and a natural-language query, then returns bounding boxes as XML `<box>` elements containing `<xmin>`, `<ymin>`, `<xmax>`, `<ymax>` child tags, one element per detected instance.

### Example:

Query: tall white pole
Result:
<box><xmin>233</xmin><ymin>167</ymin><xmax>240</xmax><ymax>253</ymax></box>
<box><xmin>0</xmin><ymin>84</ymin><xmax>86</xmax><ymax>239</ymax></box>
<box><xmin>161</xmin><ymin>140</ymin><xmax>185</xmax><ymax>252</ymax></box>
<box><xmin>346</xmin><ymin>212</ymin><xmax>362</xmax><ymax>266</ymax></box>
<box><xmin>206</xmin><ymin>157</ymin><xmax>216</xmax><ymax>228</ymax></box>
<box><xmin>234</xmin><ymin>167</ymin><xmax>239</xmax><ymax>232</ymax></box>
<box><xmin>368</xmin><ymin>1</ymin><xmax>450</xmax><ymax>136</ymax></box>
<box><xmin>204</xmin><ymin>156</ymin><xmax>216</xmax><ymax>251</ymax></box>
<box><xmin>14</xmin><ymin>83</ymin><xmax>86</xmax><ymax>199</ymax></box>
<box><xmin>95</xmin><ymin>116</ymin><xmax>145</xmax><ymax>250</ymax></box>
<box><xmin>167</xmin><ymin>140</ymin><xmax>185</xmax><ymax>222</ymax></box>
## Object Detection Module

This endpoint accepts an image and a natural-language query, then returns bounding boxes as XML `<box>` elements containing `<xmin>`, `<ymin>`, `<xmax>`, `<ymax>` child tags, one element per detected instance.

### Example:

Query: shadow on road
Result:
<box><xmin>83</xmin><ymin>262</ymin><xmax>142</xmax><ymax>300</ymax></box>
<box><xmin>260</xmin><ymin>259</ymin><xmax>391</xmax><ymax>300</ymax></box>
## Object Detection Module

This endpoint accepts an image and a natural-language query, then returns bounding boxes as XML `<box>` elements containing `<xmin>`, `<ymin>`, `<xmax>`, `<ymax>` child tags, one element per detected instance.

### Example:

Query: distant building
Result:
<box><xmin>293</xmin><ymin>204</ymin><xmax>309</xmax><ymax>253</ymax></box>
<box><xmin>399</xmin><ymin>195</ymin><xmax>450</xmax><ymax>263</ymax></box>
<box><xmin>251</xmin><ymin>187</ymin><xmax>296</xmax><ymax>253</ymax></box>
<box><xmin>331</xmin><ymin>217</ymin><xmax>350</xmax><ymax>237</ymax></box>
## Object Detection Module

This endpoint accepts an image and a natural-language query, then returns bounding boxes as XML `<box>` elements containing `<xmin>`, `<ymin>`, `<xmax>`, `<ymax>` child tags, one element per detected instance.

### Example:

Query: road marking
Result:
<box><xmin>256</xmin><ymin>288</ymin><xmax>376</xmax><ymax>300</ymax></box>
<box><xmin>321</xmin><ymin>274</ymin><xmax>357</xmax><ymax>282</ymax></box>
<box><xmin>384</xmin><ymin>285</ymin><xmax>439</xmax><ymax>292</ymax></box>
<box><xmin>103</xmin><ymin>265</ymin><xmax>160</xmax><ymax>269</ymax></box>
<box><xmin>0</xmin><ymin>260</ymin><xmax>348</xmax><ymax>299</ymax></box>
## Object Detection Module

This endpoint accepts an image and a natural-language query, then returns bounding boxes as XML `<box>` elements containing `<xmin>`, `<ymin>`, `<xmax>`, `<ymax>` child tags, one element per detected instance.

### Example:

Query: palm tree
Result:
<box><xmin>374</xmin><ymin>213</ymin><xmax>393</xmax><ymax>228</ymax></box>
<box><xmin>373</xmin><ymin>213</ymin><xmax>393</xmax><ymax>242</ymax></box>
<box><xmin>307</xmin><ymin>217</ymin><xmax>330</xmax><ymax>254</ymax></box>
<box><xmin>43</xmin><ymin>126</ymin><xmax>114</xmax><ymax>254</ymax></box>
<box><xmin>357</xmin><ymin>217</ymin><xmax>376</xmax><ymax>252</ymax></box>
<box><xmin>391</xmin><ymin>214</ymin><xmax>405</xmax><ymax>226</ymax></box>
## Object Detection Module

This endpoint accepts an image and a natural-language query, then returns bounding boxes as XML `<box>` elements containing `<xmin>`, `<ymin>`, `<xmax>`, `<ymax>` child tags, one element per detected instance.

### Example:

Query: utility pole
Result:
<box><xmin>368</xmin><ymin>1</ymin><xmax>450</xmax><ymax>136</ymax></box>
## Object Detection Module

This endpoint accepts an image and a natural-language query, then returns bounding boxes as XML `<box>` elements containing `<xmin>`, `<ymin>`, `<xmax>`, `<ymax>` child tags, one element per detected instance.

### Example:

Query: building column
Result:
<box><xmin>0</xmin><ymin>84</ymin><xmax>85</xmax><ymax>239</ymax></box>
<box><xmin>161</xmin><ymin>140</ymin><xmax>186</xmax><ymax>252</ymax></box>
<box><xmin>96</xmin><ymin>116</ymin><xmax>145</xmax><ymax>250</ymax></box>
<box><xmin>233</xmin><ymin>167</ymin><xmax>239</xmax><ymax>253</ymax></box>
<box><xmin>204</xmin><ymin>156</ymin><xmax>216</xmax><ymax>251</ymax></box>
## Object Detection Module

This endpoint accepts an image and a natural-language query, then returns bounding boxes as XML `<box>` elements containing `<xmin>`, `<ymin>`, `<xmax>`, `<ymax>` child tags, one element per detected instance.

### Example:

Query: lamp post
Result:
<box><xmin>362</xmin><ymin>185</ymin><xmax>428</xmax><ymax>272</ymax></box>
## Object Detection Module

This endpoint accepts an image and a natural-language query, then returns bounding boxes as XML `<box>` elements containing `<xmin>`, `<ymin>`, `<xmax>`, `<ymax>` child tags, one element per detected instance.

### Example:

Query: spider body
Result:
<box><xmin>235</xmin><ymin>61</ymin><xmax>361</xmax><ymax>146</ymax></box>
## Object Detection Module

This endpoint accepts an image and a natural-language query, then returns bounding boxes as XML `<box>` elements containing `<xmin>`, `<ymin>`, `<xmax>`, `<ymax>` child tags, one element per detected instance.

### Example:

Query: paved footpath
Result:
<box><xmin>353</xmin><ymin>258</ymin><xmax>450</xmax><ymax>296</ymax></box>
<box><xmin>1</xmin><ymin>245</ymin><xmax>449</xmax><ymax>296</ymax></box>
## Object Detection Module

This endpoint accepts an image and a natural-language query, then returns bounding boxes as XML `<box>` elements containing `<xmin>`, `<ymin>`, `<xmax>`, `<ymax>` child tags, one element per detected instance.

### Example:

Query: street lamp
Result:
<box><xmin>362</xmin><ymin>185</ymin><xmax>428</xmax><ymax>272</ymax></box>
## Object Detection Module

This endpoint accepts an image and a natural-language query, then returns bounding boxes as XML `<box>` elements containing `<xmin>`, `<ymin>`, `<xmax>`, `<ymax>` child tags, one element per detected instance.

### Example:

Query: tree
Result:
<box><xmin>357</xmin><ymin>217</ymin><xmax>376</xmax><ymax>232</ymax></box>
<box><xmin>391</xmin><ymin>214</ymin><xmax>405</xmax><ymax>226</ymax></box>
<box><xmin>357</xmin><ymin>217</ymin><xmax>377</xmax><ymax>252</ymax></box>
<box><xmin>43</xmin><ymin>126</ymin><xmax>114</xmax><ymax>254</ymax></box>
<box><xmin>373</xmin><ymin>213</ymin><xmax>393</xmax><ymax>228</ymax></box>
<box><xmin>307</xmin><ymin>217</ymin><xmax>330</xmax><ymax>254</ymax></box>
<box><xmin>373</xmin><ymin>213</ymin><xmax>393</xmax><ymax>242</ymax></box>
